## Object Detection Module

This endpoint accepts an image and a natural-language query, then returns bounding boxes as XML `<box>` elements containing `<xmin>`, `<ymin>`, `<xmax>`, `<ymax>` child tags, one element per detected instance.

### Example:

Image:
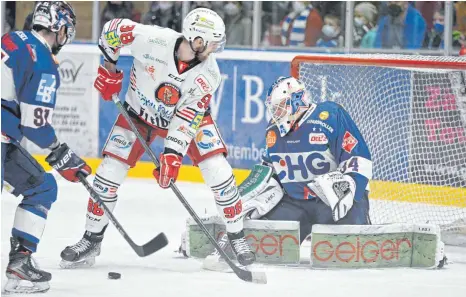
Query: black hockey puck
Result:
<box><xmin>108</xmin><ymin>272</ymin><xmax>121</xmax><ymax>280</ymax></box>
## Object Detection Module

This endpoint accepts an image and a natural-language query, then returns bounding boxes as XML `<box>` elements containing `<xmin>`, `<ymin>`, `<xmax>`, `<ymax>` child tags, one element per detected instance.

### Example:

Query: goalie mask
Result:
<box><xmin>265</xmin><ymin>76</ymin><xmax>310</xmax><ymax>137</ymax></box>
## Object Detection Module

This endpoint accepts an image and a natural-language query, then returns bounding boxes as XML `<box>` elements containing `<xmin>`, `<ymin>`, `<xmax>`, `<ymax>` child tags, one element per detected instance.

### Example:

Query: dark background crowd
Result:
<box><xmin>4</xmin><ymin>1</ymin><xmax>466</xmax><ymax>50</ymax></box>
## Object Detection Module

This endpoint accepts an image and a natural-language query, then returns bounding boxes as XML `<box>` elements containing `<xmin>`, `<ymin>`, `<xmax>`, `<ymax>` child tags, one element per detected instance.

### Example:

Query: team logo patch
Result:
<box><xmin>155</xmin><ymin>83</ymin><xmax>181</xmax><ymax>106</ymax></box>
<box><xmin>319</xmin><ymin>111</ymin><xmax>329</xmax><ymax>120</ymax></box>
<box><xmin>266</xmin><ymin>130</ymin><xmax>277</xmax><ymax>148</ymax></box>
<box><xmin>309</xmin><ymin>133</ymin><xmax>328</xmax><ymax>144</ymax></box>
<box><xmin>342</xmin><ymin>131</ymin><xmax>358</xmax><ymax>153</ymax></box>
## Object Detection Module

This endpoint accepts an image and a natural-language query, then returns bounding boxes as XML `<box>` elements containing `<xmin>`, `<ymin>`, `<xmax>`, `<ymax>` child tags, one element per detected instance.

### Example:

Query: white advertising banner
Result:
<box><xmin>23</xmin><ymin>51</ymin><xmax>100</xmax><ymax>157</ymax></box>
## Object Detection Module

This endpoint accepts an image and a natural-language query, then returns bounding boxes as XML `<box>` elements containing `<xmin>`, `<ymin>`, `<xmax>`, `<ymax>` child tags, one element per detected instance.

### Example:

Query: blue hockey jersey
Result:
<box><xmin>1</xmin><ymin>30</ymin><xmax>60</xmax><ymax>148</ymax></box>
<box><xmin>262</xmin><ymin>101</ymin><xmax>372</xmax><ymax>201</ymax></box>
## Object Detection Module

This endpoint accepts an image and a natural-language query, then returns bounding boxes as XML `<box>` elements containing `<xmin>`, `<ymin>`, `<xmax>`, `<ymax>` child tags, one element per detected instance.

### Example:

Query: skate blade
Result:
<box><xmin>59</xmin><ymin>257</ymin><xmax>96</xmax><ymax>269</ymax></box>
<box><xmin>3</xmin><ymin>279</ymin><xmax>50</xmax><ymax>294</ymax></box>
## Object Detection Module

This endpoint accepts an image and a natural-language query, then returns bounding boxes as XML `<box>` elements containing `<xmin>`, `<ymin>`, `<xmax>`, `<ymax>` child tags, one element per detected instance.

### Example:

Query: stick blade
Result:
<box><xmin>135</xmin><ymin>232</ymin><xmax>169</xmax><ymax>257</ymax></box>
<box><xmin>233</xmin><ymin>266</ymin><xmax>267</xmax><ymax>284</ymax></box>
<box><xmin>250</xmin><ymin>271</ymin><xmax>267</xmax><ymax>284</ymax></box>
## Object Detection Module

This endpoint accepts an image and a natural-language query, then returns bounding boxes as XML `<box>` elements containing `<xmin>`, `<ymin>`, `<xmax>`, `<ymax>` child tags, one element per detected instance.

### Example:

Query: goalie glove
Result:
<box><xmin>307</xmin><ymin>172</ymin><xmax>356</xmax><ymax>222</ymax></box>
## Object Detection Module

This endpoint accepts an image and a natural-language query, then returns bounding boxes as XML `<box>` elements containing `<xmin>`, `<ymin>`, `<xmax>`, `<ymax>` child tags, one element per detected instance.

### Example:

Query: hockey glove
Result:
<box><xmin>94</xmin><ymin>65</ymin><xmax>123</xmax><ymax>101</ymax></box>
<box><xmin>46</xmin><ymin>143</ymin><xmax>92</xmax><ymax>182</ymax></box>
<box><xmin>153</xmin><ymin>150</ymin><xmax>182</xmax><ymax>189</ymax></box>
<box><xmin>307</xmin><ymin>172</ymin><xmax>356</xmax><ymax>222</ymax></box>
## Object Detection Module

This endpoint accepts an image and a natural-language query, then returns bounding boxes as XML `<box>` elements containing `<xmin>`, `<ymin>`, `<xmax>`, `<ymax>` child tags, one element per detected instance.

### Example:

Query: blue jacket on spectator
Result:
<box><xmin>374</xmin><ymin>4</ymin><xmax>426</xmax><ymax>49</ymax></box>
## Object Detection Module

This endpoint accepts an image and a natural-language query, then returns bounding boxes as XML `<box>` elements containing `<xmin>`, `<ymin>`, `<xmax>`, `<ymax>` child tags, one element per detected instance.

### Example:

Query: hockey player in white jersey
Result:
<box><xmin>60</xmin><ymin>8</ymin><xmax>255</xmax><ymax>267</ymax></box>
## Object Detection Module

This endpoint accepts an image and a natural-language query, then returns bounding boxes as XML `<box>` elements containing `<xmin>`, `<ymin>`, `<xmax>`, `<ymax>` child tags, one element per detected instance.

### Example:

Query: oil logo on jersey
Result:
<box><xmin>196</xmin><ymin>128</ymin><xmax>222</xmax><ymax>155</ymax></box>
<box><xmin>270</xmin><ymin>151</ymin><xmax>337</xmax><ymax>183</ymax></box>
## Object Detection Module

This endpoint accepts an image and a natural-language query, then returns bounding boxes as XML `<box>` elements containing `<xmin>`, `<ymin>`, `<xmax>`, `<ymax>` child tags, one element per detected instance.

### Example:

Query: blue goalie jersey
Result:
<box><xmin>1</xmin><ymin>30</ymin><xmax>60</xmax><ymax>148</ymax></box>
<box><xmin>262</xmin><ymin>101</ymin><xmax>372</xmax><ymax>201</ymax></box>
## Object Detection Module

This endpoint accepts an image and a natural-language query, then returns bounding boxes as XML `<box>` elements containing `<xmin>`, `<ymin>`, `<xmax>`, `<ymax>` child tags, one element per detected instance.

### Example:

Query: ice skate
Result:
<box><xmin>60</xmin><ymin>231</ymin><xmax>103</xmax><ymax>269</ymax></box>
<box><xmin>228</xmin><ymin>230</ymin><xmax>256</xmax><ymax>266</ymax></box>
<box><xmin>3</xmin><ymin>237</ymin><xmax>51</xmax><ymax>294</ymax></box>
<box><xmin>202</xmin><ymin>232</ymin><xmax>232</xmax><ymax>272</ymax></box>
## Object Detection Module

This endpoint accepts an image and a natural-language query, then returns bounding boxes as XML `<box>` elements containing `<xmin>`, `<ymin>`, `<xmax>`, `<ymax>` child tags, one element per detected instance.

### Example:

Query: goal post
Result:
<box><xmin>291</xmin><ymin>54</ymin><xmax>466</xmax><ymax>243</ymax></box>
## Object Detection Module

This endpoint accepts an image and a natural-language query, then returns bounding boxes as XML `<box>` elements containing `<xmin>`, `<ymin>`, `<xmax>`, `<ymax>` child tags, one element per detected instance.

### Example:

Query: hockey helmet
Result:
<box><xmin>33</xmin><ymin>1</ymin><xmax>77</xmax><ymax>48</ymax></box>
<box><xmin>182</xmin><ymin>8</ymin><xmax>226</xmax><ymax>53</ymax></box>
<box><xmin>265</xmin><ymin>76</ymin><xmax>311</xmax><ymax>137</ymax></box>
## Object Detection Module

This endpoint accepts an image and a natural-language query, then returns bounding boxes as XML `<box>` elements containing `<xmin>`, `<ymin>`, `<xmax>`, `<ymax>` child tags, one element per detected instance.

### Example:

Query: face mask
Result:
<box><xmin>292</xmin><ymin>2</ymin><xmax>306</xmax><ymax>13</ymax></box>
<box><xmin>388</xmin><ymin>4</ymin><xmax>403</xmax><ymax>18</ymax></box>
<box><xmin>354</xmin><ymin>17</ymin><xmax>365</xmax><ymax>28</ymax></box>
<box><xmin>322</xmin><ymin>25</ymin><xmax>338</xmax><ymax>38</ymax></box>
<box><xmin>159</xmin><ymin>2</ymin><xmax>173</xmax><ymax>11</ymax></box>
<box><xmin>224</xmin><ymin>3</ymin><xmax>239</xmax><ymax>16</ymax></box>
<box><xmin>434</xmin><ymin>22</ymin><xmax>444</xmax><ymax>33</ymax></box>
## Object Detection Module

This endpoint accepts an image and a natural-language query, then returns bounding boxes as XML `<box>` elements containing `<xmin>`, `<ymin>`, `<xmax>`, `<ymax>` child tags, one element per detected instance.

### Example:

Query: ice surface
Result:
<box><xmin>2</xmin><ymin>178</ymin><xmax>466</xmax><ymax>297</ymax></box>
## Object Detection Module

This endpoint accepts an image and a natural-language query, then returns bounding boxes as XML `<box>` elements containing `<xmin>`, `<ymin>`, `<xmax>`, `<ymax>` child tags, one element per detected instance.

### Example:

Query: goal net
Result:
<box><xmin>292</xmin><ymin>54</ymin><xmax>466</xmax><ymax>245</ymax></box>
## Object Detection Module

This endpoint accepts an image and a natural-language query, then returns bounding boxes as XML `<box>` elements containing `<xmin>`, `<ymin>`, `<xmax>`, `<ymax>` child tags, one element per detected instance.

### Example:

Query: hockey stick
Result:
<box><xmin>77</xmin><ymin>172</ymin><xmax>169</xmax><ymax>257</ymax></box>
<box><xmin>111</xmin><ymin>95</ymin><xmax>267</xmax><ymax>284</ymax></box>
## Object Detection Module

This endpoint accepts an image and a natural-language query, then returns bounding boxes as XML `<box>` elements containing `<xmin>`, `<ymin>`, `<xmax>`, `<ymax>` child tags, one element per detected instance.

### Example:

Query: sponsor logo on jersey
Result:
<box><xmin>195</xmin><ymin>75</ymin><xmax>212</xmax><ymax>93</ymax></box>
<box><xmin>266</xmin><ymin>130</ymin><xmax>277</xmax><ymax>148</ymax></box>
<box><xmin>309</xmin><ymin>133</ymin><xmax>328</xmax><ymax>144</ymax></box>
<box><xmin>270</xmin><ymin>151</ymin><xmax>336</xmax><ymax>183</ymax></box>
<box><xmin>110</xmin><ymin>134</ymin><xmax>133</xmax><ymax>149</ymax></box>
<box><xmin>155</xmin><ymin>83</ymin><xmax>181</xmax><ymax>106</ymax></box>
<box><xmin>35</xmin><ymin>73</ymin><xmax>57</xmax><ymax>104</ymax></box>
<box><xmin>342</xmin><ymin>131</ymin><xmax>358</xmax><ymax>153</ymax></box>
<box><xmin>306</xmin><ymin>119</ymin><xmax>334</xmax><ymax>133</ymax></box>
<box><xmin>189</xmin><ymin>113</ymin><xmax>204</xmax><ymax>130</ymax></box>
<box><xmin>319</xmin><ymin>111</ymin><xmax>329</xmax><ymax>120</ymax></box>
<box><xmin>16</xmin><ymin>31</ymin><xmax>28</xmax><ymax>41</ymax></box>
<box><xmin>207</xmin><ymin>68</ymin><xmax>219</xmax><ymax>82</ymax></box>
<box><xmin>105</xmin><ymin>30</ymin><xmax>121</xmax><ymax>47</ymax></box>
<box><xmin>145</xmin><ymin>65</ymin><xmax>156</xmax><ymax>80</ymax></box>
<box><xmin>196</xmin><ymin>129</ymin><xmax>221</xmax><ymax>150</ymax></box>
<box><xmin>148</xmin><ymin>37</ymin><xmax>168</xmax><ymax>47</ymax></box>
<box><xmin>59</xmin><ymin>59</ymin><xmax>83</xmax><ymax>83</ymax></box>
<box><xmin>169</xmin><ymin>73</ymin><xmax>185</xmax><ymax>82</ymax></box>
<box><xmin>143</xmin><ymin>54</ymin><xmax>167</xmax><ymax>65</ymax></box>
<box><xmin>167</xmin><ymin>136</ymin><xmax>188</xmax><ymax>149</ymax></box>
<box><xmin>177</xmin><ymin>125</ymin><xmax>196</xmax><ymax>138</ymax></box>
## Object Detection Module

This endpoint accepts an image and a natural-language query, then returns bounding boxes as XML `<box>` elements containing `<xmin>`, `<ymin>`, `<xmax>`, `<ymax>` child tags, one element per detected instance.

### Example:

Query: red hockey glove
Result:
<box><xmin>153</xmin><ymin>152</ymin><xmax>182</xmax><ymax>189</ymax></box>
<box><xmin>94</xmin><ymin>65</ymin><xmax>123</xmax><ymax>101</ymax></box>
<box><xmin>45</xmin><ymin>143</ymin><xmax>92</xmax><ymax>182</ymax></box>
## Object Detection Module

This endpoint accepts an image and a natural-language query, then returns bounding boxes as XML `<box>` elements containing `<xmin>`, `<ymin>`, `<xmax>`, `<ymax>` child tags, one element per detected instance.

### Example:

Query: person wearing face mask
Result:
<box><xmin>353</xmin><ymin>2</ymin><xmax>378</xmax><ymax>48</ymax></box>
<box><xmin>374</xmin><ymin>1</ymin><xmax>426</xmax><ymax>49</ymax></box>
<box><xmin>424</xmin><ymin>9</ymin><xmax>445</xmax><ymax>49</ymax></box>
<box><xmin>316</xmin><ymin>14</ymin><xmax>343</xmax><ymax>48</ymax></box>
<box><xmin>281</xmin><ymin>1</ymin><xmax>323</xmax><ymax>47</ymax></box>
<box><xmin>224</xmin><ymin>1</ymin><xmax>252</xmax><ymax>46</ymax></box>
<box><xmin>142</xmin><ymin>1</ymin><xmax>182</xmax><ymax>32</ymax></box>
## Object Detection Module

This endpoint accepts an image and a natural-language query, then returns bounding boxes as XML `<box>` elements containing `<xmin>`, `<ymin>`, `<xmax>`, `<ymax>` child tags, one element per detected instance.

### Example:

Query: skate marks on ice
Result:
<box><xmin>2</xmin><ymin>179</ymin><xmax>466</xmax><ymax>297</ymax></box>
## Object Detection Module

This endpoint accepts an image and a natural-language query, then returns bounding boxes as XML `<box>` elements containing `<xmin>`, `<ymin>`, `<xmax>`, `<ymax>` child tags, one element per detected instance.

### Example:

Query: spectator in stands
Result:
<box><xmin>353</xmin><ymin>2</ymin><xmax>378</xmax><ymax>48</ymax></box>
<box><xmin>281</xmin><ymin>1</ymin><xmax>323</xmax><ymax>47</ymax></box>
<box><xmin>316</xmin><ymin>14</ymin><xmax>343</xmax><ymax>48</ymax></box>
<box><xmin>142</xmin><ymin>1</ymin><xmax>182</xmax><ymax>32</ymax></box>
<box><xmin>261</xmin><ymin>1</ymin><xmax>291</xmax><ymax>46</ymax></box>
<box><xmin>424</xmin><ymin>8</ymin><xmax>445</xmax><ymax>49</ymax></box>
<box><xmin>224</xmin><ymin>2</ymin><xmax>252</xmax><ymax>46</ymax></box>
<box><xmin>101</xmin><ymin>1</ymin><xmax>140</xmax><ymax>31</ymax></box>
<box><xmin>374</xmin><ymin>1</ymin><xmax>426</xmax><ymax>49</ymax></box>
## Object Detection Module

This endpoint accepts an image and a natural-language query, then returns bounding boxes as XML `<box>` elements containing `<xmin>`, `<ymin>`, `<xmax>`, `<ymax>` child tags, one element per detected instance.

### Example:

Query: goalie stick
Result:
<box><xmin>111</xmin><ymin>95</ymin><xmax>267</xmax><ymax>284</ymax></box>
<box><xmin>77</xmin><ymin>172</ymin><xmax>169</xmax><ymax>257</ymax></box>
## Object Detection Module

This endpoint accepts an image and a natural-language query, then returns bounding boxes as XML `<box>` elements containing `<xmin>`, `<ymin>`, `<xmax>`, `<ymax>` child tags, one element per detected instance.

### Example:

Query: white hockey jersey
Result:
<box><xmin>99</xmin><ymin>19</ymin><xmax>222</xmax><ymax>155</ymax></box>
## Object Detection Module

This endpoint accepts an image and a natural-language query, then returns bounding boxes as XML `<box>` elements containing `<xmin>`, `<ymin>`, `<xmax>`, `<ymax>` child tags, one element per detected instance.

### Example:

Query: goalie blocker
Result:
<box><xmin>184</xmin><ymin>165</ymin><xmax>446</xmax><ymax>269</ymax></box>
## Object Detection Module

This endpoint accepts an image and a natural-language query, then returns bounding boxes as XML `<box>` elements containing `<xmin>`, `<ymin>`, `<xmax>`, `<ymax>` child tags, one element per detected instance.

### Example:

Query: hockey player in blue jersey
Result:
<box><xmin>1</xmin><ymin>2</ymin><xmax>91</xmax><ymax>293</ymax></box>
<box><xmin>240</xmin><ymin>76</ymin><xmax>372</xmax><ymax>243</ymax></box>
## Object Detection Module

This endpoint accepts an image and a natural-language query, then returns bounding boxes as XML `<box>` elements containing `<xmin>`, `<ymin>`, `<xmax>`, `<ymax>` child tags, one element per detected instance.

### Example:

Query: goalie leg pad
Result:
<box><xmin>85</xmin><ymin>156</ymin><xmax>129</xmax><ymax>233</ymax></box>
